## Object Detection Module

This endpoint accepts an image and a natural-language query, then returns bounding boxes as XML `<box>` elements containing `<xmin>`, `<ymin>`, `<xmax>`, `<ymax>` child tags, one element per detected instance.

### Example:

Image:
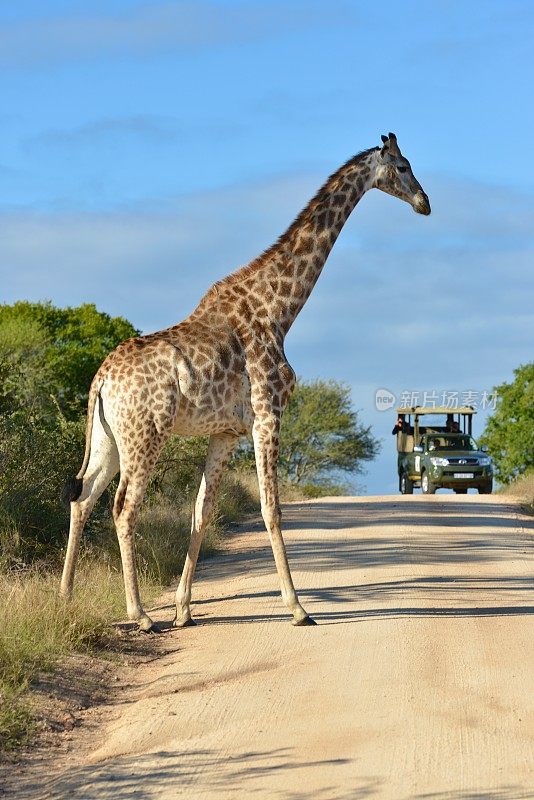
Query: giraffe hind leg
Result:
<box><xmin>60</xmin><ymin>410</ymin><xmax>119</xmax><ymax>598</ymax></box>
<box><xmin>112</xmin><ymin>473</ymin><xmax>155</xmax><ymax>631</ymax></box>
<box><xmin>112</xmin><ymin>429</ymin><xmax>169</xmax><ymax>632</ymax></box>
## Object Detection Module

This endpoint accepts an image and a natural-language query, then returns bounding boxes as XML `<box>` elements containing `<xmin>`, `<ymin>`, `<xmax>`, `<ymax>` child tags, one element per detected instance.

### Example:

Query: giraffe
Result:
<box><xmin>60</xmin><ymin>132</ymin><xmax>430</xmax><ymax>631</ymax></box>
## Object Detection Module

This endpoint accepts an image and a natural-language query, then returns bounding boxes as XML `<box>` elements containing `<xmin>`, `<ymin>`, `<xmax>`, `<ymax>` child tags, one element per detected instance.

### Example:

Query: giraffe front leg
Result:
<box><xmin>252</xmin><ymin>416</ymin><xmax>315</xmax><ymax>626</ymax></box>
<box><xmin>174</xmin><ymin>433</ymin><xmax>238</xmax><ymax>628</ymax></box>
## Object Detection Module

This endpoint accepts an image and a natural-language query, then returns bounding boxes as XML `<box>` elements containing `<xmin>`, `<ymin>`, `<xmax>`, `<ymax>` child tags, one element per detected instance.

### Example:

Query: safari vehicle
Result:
<box><xmin>394</xmin><ymin>406</ymin><xmax>493</xmax><ymax>495</ymax></box>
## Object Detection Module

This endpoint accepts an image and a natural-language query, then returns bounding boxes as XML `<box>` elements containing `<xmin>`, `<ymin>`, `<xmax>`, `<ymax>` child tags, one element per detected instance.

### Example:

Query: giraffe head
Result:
<box><xmin>374</xmin><ymin>133</ymin><xmax>431</xmax><ymax>216</ymax></box>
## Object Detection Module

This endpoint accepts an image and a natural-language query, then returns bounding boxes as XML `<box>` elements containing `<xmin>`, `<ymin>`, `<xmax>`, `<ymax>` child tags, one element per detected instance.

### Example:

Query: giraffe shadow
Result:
<box><xmin>200</xmin><ymin>604</ymin><xmax>534</xmax><ymax>627</ymax></box>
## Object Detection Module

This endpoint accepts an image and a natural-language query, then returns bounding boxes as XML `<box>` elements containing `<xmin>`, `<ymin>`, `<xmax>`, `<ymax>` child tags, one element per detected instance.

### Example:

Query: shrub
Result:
<box><xmin>0</xmin><ymin>411</ymin><xmax>86</xmax><ymax>565</ymax></box>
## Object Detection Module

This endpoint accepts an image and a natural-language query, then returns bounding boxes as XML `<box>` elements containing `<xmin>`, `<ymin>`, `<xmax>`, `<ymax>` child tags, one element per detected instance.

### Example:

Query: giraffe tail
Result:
<box><xmin>61</xmin><ymin>381</ymin><xmax>102</xmax><ymax>505</ymax></box>
<box><xmin>61</xmin><ymin>476</ymin><xmax>84</xmax><ymax>504</ymax></box>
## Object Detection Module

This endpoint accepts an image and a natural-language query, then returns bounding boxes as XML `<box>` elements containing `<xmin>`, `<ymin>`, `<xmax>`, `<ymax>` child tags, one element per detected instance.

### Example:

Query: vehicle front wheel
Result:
<box><xmin>421</xmin><ymin>471</ymin><xmax>436</xmax><ymax>495</ymax></box>
<box><xmin>479</xmin><ymin>482</ymin><xmax>493</xmax><ymax>494</ymax></box>
<box><xmin>400</xmin><ymin>473</ymin><xmax>414</xmax><ymax>494</ymax></box>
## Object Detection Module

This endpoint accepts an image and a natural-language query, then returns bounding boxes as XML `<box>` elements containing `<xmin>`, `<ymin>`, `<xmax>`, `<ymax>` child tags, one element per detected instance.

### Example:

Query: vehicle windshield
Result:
<box><xmin>427</xmin><ymin>435</ymin><xmax>477</xmax><ymax>451</ymax></box>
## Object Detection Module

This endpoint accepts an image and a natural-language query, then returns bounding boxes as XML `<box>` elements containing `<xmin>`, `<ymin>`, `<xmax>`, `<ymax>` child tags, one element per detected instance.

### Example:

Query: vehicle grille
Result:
<box><xmin>446</xmin><ymin>457</ymin><xmax>479</xmax><ymax>465</ymax></box>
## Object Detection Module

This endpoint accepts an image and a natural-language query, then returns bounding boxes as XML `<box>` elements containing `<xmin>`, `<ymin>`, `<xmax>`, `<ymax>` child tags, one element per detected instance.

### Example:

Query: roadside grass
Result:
<box><xmin>501</xmin><ymin>471</ymin><xmax>534</xmax><ymax>514</ymax></box>
<box><xmin>233</xmin><ymin>469</ymin><xmax>346</xmax><ymax>503</ymax></box>
<box><xmin>0</xmin><ymin>561</ymin><xmax>131</xmax><ymax>752</ymax></box>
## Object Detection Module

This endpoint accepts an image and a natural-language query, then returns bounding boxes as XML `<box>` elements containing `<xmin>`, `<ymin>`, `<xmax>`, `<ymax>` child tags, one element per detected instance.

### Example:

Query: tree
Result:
<box><xmin>479</xmin><ymin>362</ymin><xmax>534</xmax><ymax>484</ymax></box>
<box><xmin>0</xmin><ymin>302</ymin><xmax>138</xmax><ymax>418</ymax></box>
<box><xmin>234</xmin><ymin>378</ymin><xmax>380</xmax><ymax>488</ymax></box>
<box><xmin>0</xmin><ymin>315</ymin><xmax>52</xmax><ymax>416</ymax></box>
<box><xmin>0</xmin><ymin>302</ymin><xmax>139</xmax><ymax>561</ymax></box>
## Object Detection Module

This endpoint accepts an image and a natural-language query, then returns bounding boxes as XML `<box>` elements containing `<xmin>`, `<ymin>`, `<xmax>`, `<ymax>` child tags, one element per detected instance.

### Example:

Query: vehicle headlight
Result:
<box><xmin>478</xmin><ymin>457</ymin><xmax>491</xmax><ymax>466</ymax></box>
<box><xmin>430</xmin><ymin>457</ymin><xmax>449</xmax><ymax>466</ymax></box>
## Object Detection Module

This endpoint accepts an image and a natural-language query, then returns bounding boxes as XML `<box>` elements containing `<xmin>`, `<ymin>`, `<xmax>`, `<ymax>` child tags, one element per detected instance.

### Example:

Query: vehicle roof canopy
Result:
<box><xmin>395</xmin><ymin>406</ymin><xmax>476</xmax><ymax>415</ymax></box>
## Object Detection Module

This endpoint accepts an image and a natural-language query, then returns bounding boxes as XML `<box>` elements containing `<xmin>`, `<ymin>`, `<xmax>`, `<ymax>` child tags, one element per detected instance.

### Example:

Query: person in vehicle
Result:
<box><xmin>392</xmin><ymin>416</ymin><xmax>411</xmax><ymax>435</ymax></box>
<box><xmin>446</xmin><ymin>414</ymin><xmax>460</xmax><ymax>433</ymax></box>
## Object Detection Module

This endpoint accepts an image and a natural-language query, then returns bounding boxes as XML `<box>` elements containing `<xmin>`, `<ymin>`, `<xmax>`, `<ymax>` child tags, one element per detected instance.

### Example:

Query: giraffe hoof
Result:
<box><xmin>138</xmin><ymin>616</ymin><xmax>157</xmax><ymax>633</ymax></box>
<box><xmin>292</xmin><ymin>615</ymin><xmax>317</xmax><ymax>626</ymax></box>
<box><xmin>173</xmin><ymin>616</ymin><xmax>197</xmax><ymax>629</ymax></box>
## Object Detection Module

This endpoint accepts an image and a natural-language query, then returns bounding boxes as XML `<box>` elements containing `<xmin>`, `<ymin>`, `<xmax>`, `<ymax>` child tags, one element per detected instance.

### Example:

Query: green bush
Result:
<box><xmin>0</xmin><ymin>411</ymin><xmax>86</xmax><ymax>565</ymax></box>
<box><xmin>0</xmin><ymin>301</ymin><xmax>139</xmax><ymax>419</ymax></box>
<box><xmin>299</xmin><ymin>481</ymin><xmax>348</xmax><ymax>499</ymax></box>
<box><xmin>480</xmin><ymin>362</ymin><xmax>534</xmax><ymax>484</ymax></box>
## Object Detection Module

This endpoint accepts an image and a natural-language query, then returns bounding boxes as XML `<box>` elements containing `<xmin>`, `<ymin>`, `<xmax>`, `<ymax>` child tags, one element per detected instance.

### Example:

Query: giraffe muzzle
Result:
<box><xmin>413</xmin><ymin>190</ymin><xmax>431</xmax><ymax>216</ymax></box>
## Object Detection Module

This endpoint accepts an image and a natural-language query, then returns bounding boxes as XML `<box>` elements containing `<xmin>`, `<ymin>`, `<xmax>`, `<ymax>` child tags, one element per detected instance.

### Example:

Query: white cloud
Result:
<box><xmin>23</xmin><ymin>115</ymin><xmax>244</xmax><ymax>151</ymax></box>
<box><xmin>24</xmin><ymin>116</ymin><xmax>183</xmax><ymax>149</ymax></box>
<box><xmin>0</xmin><ymin>2</ymin><xmax>357</xmax><ymax>67</ymax></box>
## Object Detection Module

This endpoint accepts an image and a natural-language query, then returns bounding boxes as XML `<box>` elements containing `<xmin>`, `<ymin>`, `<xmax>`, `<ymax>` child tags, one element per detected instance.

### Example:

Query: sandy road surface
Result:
<box><xmin>18</xmin><ymin>495</ymin><xmax>534</xmax><ymax>799</ymax></box>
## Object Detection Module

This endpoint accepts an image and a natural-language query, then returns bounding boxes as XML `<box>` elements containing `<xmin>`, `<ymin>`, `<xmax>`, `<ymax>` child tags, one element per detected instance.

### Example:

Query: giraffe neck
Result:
<box><xmin>273</xmin><ymin>147</ymin><xmax>380</xmax><ymax>332</ymax></box>
<box><xmin>192</xmin><ymin>147</ymin><xmax>380</xmax><ymax>338</ymax></box>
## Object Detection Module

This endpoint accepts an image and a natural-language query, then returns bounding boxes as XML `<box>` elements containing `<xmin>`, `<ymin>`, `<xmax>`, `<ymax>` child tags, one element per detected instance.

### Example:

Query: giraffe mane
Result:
<box><xmin>218</xmin><ymin>147</ymin><xmax>379</xmax><ymax>286</ymax></box>
<box><xmin>192</xmin><ymin>146</ymin><xmax>381</xmax><ymax>308</ymax></box>
<box><xmin>268</xmin><ymin>146</ymin><xmax>379</xmax><ymax>256</ymax></box>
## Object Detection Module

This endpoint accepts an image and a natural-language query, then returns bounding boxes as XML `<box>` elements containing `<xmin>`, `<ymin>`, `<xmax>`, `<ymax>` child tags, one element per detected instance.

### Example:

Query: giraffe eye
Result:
<box><xmin>398</xmin><ymin>166</ymin><xmax>407</xmax><ymax>173</ymax></box>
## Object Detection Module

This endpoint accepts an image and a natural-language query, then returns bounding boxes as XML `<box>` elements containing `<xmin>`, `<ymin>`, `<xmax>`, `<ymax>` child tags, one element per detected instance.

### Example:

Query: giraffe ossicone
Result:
<box><xmin>60</xmin><ymin>133</ymin><xmax>430</xmax><ymax>631</ymax></box>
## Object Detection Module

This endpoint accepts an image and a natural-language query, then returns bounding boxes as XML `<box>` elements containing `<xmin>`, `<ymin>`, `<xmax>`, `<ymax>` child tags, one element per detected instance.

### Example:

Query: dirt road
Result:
<box><xmin>20</xmin><ymin>495</ymin><xmax>534</xmax><ymax>799</ymax></box>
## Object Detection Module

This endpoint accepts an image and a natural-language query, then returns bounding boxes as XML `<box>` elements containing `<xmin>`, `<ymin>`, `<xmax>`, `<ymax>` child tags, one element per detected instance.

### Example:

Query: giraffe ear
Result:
<box><xmin>387</xmin><ymin>132</ymin><xmax>400</xmax><ymax>156</ymax></box>
<box><xmin>381</xmin><ymin>133</ymin><xmax>401</xmax><ymax>157</ymax></box>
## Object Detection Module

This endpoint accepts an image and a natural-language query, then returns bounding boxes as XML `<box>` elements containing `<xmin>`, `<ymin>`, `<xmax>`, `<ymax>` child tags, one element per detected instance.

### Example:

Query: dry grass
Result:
<box><xmin>135</xmin><ymin>501</ymin><xmax>220</xmax><ymax>586</ymax></box>
<box><xmin>229</xmin><ymin>469</ymin><xmax>336</xmax><ymax>504</ymax></box>
<box><xmin>0</xmin><ymin>561</ymin><xmax>139</xmax><ymax>751</ymax></box>
<box><xmin>501</xmin><ymin>472</ymin><xmax>534</xmax><ymax>514</ymax></box>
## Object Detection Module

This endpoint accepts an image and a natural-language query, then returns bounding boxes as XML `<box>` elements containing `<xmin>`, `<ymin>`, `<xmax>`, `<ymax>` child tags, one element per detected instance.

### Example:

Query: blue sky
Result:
<box><xmin>1</xmin><ymin>1</ymin><xmax>533</xmax><ymax>493</ymax></box>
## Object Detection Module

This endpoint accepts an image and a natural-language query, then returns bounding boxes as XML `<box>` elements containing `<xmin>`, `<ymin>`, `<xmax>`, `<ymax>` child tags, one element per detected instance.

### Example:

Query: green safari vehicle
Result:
<box><xmin>394</xmin><ymin>406</ymin><xmax>493</xmax><ymax>495</ymax></box>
